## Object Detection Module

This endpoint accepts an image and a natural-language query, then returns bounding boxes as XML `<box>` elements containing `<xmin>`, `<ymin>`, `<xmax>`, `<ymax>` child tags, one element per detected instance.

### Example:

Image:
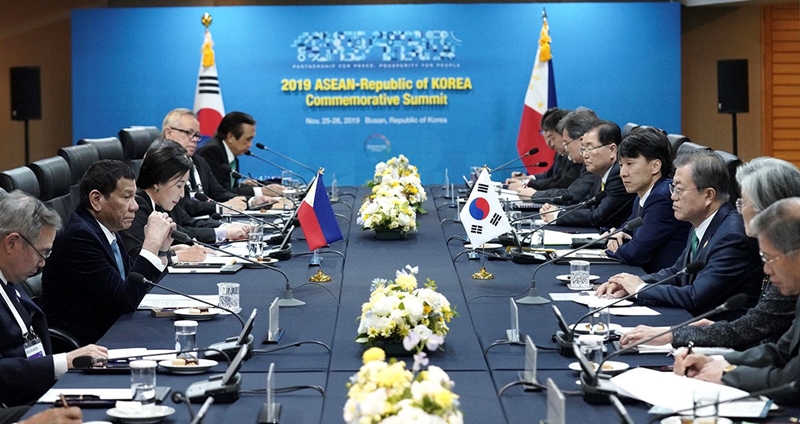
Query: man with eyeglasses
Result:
<box><xmin>160</xmin><ymin>108</ymin><xmax>276</xmax><ymax>217</ymax></box>
<box><xmin>596</xmin><ymin>150</ymin><xmax>762</xmax><ymax>320</ymax></box>
<box><xmin>538</xmin><ymin>120</ymin><xmax>635</xmax><ymax>229</ymax></box>
<box><xmin>674</xmin><ymin>197</ymin><xmax>800</xmax><ymax>404</ymax></box>
<box><xmin>41</xmin><ymin>160</ymin><xmax>174</xmax><ymax>346</ymax></box>
<box><xmin>514</xmin><ymin>108</ymin><xmax>599</xmax><ymax>203</ymax></box>
<box><xmin>0</xmin><ymin>191</ymin><xmax>108</xmax><ymax>406</ymax></box>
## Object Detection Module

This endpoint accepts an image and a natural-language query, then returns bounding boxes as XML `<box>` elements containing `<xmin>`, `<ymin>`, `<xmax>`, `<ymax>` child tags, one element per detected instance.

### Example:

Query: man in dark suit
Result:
<box><xmin>605</xmin><ymin>127</ymin><xmax>692</xmax><ymax>273</ymax></box>
<box><xmin>675</xmin><ymin>197</ymin><xmax>800</xmax><ymax>404</ymax></box>
<box><xmin>539</xmin><ymin>120</ymin><xmax>636</xmax><ymax>229</ymax></box>
<box><xmin>197</xmin><ymin>111</ymin><xmax>286</xmax><ymax>203</ymax></box>
<box><xmin>596</xmin><ymin>151</ymin><xmax>762</xmax><ymax>320</ymax></box>
<box><xmin>0</xmin><ymin>405</ymin><xmax>82</xmax><ymax>424</ymax></box>
<box><xmin>0</xmin><ymin>191</ymin><xmax>106</xmax><ymax>406</ymax></box>
<box><xmin>41</xmin><ymin>160</ymin><xmax>174</xmax><ymax>346</ymax></box>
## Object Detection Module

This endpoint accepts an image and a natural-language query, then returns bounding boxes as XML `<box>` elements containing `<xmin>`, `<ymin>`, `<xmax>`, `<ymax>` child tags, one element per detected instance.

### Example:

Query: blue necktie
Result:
<box><xmin>111</xmin><ymin>239</ymin><xmax>126</xmax><ymax>279</ymax></box>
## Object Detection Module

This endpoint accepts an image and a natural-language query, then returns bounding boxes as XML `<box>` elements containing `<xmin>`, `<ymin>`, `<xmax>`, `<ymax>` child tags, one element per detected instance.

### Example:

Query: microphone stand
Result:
<box><xmin>189</xmin><ymin>396</ymin><xmax>214</xmax><ymax>424</ymax></box>
<box><xmin>244</xmin><ymin>150</ymin><xmax>308</xmax><ymax>185</ymax></box>
<box><xmin>194</xmin><ymin>193</ymin><xmax>281</xmax><ymax>230</ymax></box>
<box><xmin>255</xmin><ymin>142</ymin><xmax>316</xmax><ymax>174</ymax></box>
<box><xmin>171</xmin><ymin>231</ymin><xmax>306</xmax><ymax>307</ymax></box>
<box><xmin>515</xmin><ymin>217</ymin><xmax>642</xmax><ymax>305</ymax></box>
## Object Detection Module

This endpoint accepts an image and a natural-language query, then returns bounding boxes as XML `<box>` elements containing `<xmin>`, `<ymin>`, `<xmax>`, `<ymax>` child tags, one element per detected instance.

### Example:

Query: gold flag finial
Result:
<box><xmin>201</xmin><ymin>13</ymin><xmax>213</xmax><ymax>29</ymax></box>
<box><xmin>318</xmin><ymin>167</ymin><xmax>325</xmax><ymax>176</ymax></box>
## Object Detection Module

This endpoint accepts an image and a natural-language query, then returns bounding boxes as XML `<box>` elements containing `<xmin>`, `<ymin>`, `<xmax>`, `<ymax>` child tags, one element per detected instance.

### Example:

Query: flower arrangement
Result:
<box><xmin>356</xmin><ymin>265</ymin><xmax>456</xmax><ymax>353</ymax></box>
<box><xmin>357</xmin><ymin>185</ymin><xmax>418</xmax><ymax>233</ymax></box>
<box><xmin>343</xmin><ymin>347</ymin><xmax>464</xmax><ymax>424</ymax></box>
<box><xmin>371</xmin><ymin>154</ymin><xmax>428</xmax><ymax>212</ymax></box>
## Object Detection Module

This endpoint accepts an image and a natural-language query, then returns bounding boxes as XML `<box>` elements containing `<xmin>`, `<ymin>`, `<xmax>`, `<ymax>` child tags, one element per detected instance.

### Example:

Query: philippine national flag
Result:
<box><xmin>459</xmin><ymin>169</ymin><xmax>513</xmax><ymax>248</ymax></box>
<box><xmin>193</xmin><ymin>28</ymin><xmax>226</xmax><ymax>138</ymax></box>
<box><xmin>298</xmin><ymin>173</ymin><xmax>343</xmax><ymax>251</ymax></box>
<box><xmin>516</xmin><ymin>13</ymin><xmax>557</xmax><ymax>174</ymax></box>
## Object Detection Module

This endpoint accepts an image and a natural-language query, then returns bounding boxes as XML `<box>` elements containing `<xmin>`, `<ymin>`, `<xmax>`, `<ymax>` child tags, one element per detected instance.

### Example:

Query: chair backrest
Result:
<box><xmin>59</xmin><ymin>144</ymin><xmax>100</xmax><ymax>208</ymax></box>
<box><xmin>0</xmin><ymin>166</ymin><xmax>40</xmax><ymax>197</ymax></box>
<box><xmin>621</xmin><ymin>122</ymin><xmax>640</xmax><ymax>139</ymax></box>
<box><xmin>29</xmin><ymin>156</ymin><xmax>73</xmax><ymax>222</ymax></box>
<box><xmin>676</xmin><ymin>141</ymin><xmax>712</xmax><ymax>157</ymax></box>
<box><xmin>119</xmin><ymin>127</ymin><xmax>158</xmax><ymax>176</ymax></box>
<box><xmin>78</xmin><ymin>137</ymin><xmax>124</xmax><ymax>161</ymax></box>
<box><xmin>715</xmin><ymin>150</ymin><xmax>742</xmax><ymax>207</ymax></box>
<box><xmin>667</xmin><ymin>134</ymin><xmax>691</xmax><ymax>158</ymax></box>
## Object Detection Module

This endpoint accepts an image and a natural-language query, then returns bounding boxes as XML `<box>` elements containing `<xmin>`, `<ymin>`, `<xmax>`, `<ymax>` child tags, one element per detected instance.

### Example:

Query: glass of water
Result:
<box><xmin>174</xmin><ymin>320</ymin><xmax>198</xmax><ymax>359</ymax></box>
<box><xmin>247</xmin><ymin>220</ymin><xmax>264</xmax><ymax>258</ymax></box>
<box><xmin>568</xmin><ymin>260</ymin><xmax>592</xmax><ymax>290</ymax></box>
<box><xmin>217</xmin><ymin>282</ymin><xmax>241</xmax><ymax>313</ymax></box>
<box><xmin>130</xmin><ymin>360</ymin><xmax>157</xmax><ymax>405</ymax></box>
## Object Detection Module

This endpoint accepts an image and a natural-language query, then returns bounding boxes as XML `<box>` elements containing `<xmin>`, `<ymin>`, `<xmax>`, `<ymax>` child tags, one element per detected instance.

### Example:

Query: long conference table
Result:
<box><xmin>26</xmin><ymin>186</ymin><xmax>799</xmax><ymax>423</ymax></box>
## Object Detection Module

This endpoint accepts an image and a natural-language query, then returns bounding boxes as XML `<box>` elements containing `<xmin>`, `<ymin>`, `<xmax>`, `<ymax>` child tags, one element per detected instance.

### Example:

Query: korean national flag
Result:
<box><xmin>459</xmin><ymin>168</ymin><xmax>513</xmax><ymax>247</ymax></box>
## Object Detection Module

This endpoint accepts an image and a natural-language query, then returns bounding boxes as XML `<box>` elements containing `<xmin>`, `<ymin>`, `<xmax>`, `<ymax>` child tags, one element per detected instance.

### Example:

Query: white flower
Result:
<box><xmin>412</xmin><ymin>324</ymin><xmax>433</xmax><ymax>341</ymax></box>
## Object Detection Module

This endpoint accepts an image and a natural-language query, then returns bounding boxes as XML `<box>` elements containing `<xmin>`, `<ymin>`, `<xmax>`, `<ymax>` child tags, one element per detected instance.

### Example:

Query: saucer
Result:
<box><xmin>173</xmin><ymin>308</ymin><xmax>222</xmax><ymax>321</ymax></box>
<box><xmin>568</xmin><ymin>360</ymin><xmax>629</xmax><ymax>375</ymax></box>
<box><xmin>570</xmin><ymin>322</ymin><xmax>622</xmax><ymax>335</ymax></box>
<box><xmin>106</xmin><ymin>405</ymin><xmax>175</xmax><ymax>424</ymax></box>
<box><xmin>158</xmin><ymin>358</ymin><xmax>218</xmax><ymax>374</ymax></box>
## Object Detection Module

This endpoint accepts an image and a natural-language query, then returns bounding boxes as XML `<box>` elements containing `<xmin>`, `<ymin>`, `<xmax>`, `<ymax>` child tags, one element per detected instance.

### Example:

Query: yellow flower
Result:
<box><xmin>362</xmin><ymin>347</ymin><xmax>386</xmax><ymax>364</ymax></box>
<box><xmin>434</xmin><ymin>389</ymin><xmax>455</xmax><ymax>408</ymax></box>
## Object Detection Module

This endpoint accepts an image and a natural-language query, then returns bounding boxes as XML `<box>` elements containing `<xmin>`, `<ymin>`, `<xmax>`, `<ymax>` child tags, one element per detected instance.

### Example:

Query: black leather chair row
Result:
<box><xmin>119</xmin><ymin>126</ymin><xmax>159</xmax><ymax>175</ymax></box>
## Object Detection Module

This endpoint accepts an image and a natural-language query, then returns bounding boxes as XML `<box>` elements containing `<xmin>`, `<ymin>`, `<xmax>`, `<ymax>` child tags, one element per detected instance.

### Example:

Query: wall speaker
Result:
<box><xmin>10</xmin><ymin>66</ymin><xmax>42</xmax><ymax>121</ymax></box>
<box><xmin>717</xmin><ymin>59</ymin><xmax>749</xmax><ymax>114</ymax></box>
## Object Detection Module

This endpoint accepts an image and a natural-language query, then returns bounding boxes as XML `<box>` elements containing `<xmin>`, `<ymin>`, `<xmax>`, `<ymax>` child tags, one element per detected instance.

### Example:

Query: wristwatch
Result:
<box><xmin>158</xmin><ymin>250</ymin><xmax>174</xmax><ymax>266</ymax></box>
<box><xmin>723</xmin><ymin>364</ymin><xmax>738</xmax><ymax>374</ymax></box>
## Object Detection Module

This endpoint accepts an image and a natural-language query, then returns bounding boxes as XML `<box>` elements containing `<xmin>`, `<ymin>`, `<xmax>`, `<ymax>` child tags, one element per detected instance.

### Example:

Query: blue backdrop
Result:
<box><xmin>72</xmin><ymin>3</ymin><xmax>680</xmax><ymax>186</ymax></box>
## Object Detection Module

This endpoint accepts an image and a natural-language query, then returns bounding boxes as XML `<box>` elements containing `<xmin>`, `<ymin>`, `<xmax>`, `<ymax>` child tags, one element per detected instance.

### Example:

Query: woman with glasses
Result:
<box><xmin>620</xmin><ymin>157</ymin><xmax>800</xmax><ymax>350</ymax></box>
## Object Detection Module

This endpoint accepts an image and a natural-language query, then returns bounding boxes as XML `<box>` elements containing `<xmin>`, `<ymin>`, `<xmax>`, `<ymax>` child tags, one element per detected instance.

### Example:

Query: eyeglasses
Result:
<box><xmin>18</xmin><ymin>233</ymin><xmax>51</xmax><ymax>262</ymax></box>
<box><xmin>760</xmin><ymin>249</ymin><xmax>796</xmax><ymax>266</ymax></box>
<box><xmin>668</xmin><ymin>183</ymin><xmax>702</xmax><ymax>197</ymax></box>
<box><xmin>735</xmin><ymin>198</ymin><xmax>760</xmax><ymax>214</ymax></box>
<box><xmin>170</xmin><ymin>127</ymin><xmax>202</xmax><ymax>141</ymax></box>
<box><xmin>563</xmin><ymin>135</ymin><xmax>582</xmax><ymax>147</ymax></box>
<box><xmin>579</xmin><ymin>144</ymin><xmax>609</xmax><ymax>156</ymax></box>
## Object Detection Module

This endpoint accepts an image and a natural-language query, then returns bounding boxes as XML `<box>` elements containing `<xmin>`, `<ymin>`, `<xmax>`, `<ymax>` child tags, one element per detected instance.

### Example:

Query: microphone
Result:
<box><xmin>189</xmin><ymin>397</ymin><xmax>214</xmax><ymax>424</ymax></box>
<box><xmin>255</xmin><ymin>142</ymin><xmax>315</xmax><ymax>174</ymax></box>
<box><xmin>609</xmin><ymin>394</ymin><xmax>635</xmax><ymax>424</ymax></box>
<box><xmin>171</xmin><ymin>230</ymin><xmax>304</xmax><ymax>308</ymax></box>
<box><xmin>578</xmin><ymin>293</ymin><xmax>749</xmax><ymax>404</ymax></box>
<box><xmin>490</xmin><ymin>148</ymin><xmax>539</xmax><ymax>173</ymax></box>
<box><xmin>244</xmin><ymin>150</ymin><xmax>308</xmax><ymax>185</ymax></box>
<box><xmin>566</xmin><ymin>260</ymin><xmax>706</xmax><ymax>342</ymax></box>
<box><xmin>171</xmin><ymin>391</ymin><xmax>196</xmax><ymax>421</ymax></box>
<box><xmin>130</xmin><ymin>272</ymin><xmax>245</xmax><ymax>328</ymax></box>
<box><xmin>193</xmin><ymin>192</ymin><xmax>280</xmax><ymax>230</ymax></box>
<box><xmin>646</xmin><ymin>381</ymin><xmax>797</xmax><ymax>424</ymax></box>
<box><xmin>222</xmin><ymin>165</ymin><xmax>299</xmax><ymax>208</ymax></box>
<box><xmin>515</xmin><ymin>216</ymin><xmax>643</xmax><ymax>304</ymax></box>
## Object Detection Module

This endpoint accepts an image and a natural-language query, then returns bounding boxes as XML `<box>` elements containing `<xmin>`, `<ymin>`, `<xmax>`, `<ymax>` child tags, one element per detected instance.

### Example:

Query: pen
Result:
<box><xmin>59</xmin><ymin>393</ymin><xmax>68</xmax><ymax>408</ymax></box>
<box><xmin>684</xmin><ymin>341</ymin><xmax>694</xmax><ymax>376</ymax></box>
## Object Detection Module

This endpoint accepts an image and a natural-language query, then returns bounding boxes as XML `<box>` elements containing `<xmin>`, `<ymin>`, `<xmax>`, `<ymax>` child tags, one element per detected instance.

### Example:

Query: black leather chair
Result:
<box><xmin>676</xmin><ymin>141</ymin><xmax>712</xmax><ymax>157</ymax></box>
<box><xmin>667</xmin><ymin>134</ymin><xmax>691</xmax><ymax>158</ymax></box>
<box><xmin>0</xmin><ymin>166</ymin><xmax>40</xmax><ymax>197</ymax></box>
<box><xmin>78</xmin><ymin>137</ymin><xmax>124</xmax><ymax>161</ymax></box>
<box><xmin>58</xmin><ymin>144</ymin><xmax>100</xmax><ymax>209</ymax></box>
<box><xmin>119</xmin><ymin>126</ymin><xmax>158</xmax><ymax>175</ymax></box>
<box><xmin>621</xmin><ymin>122</ymin><xmax>640</xmax><ymax>139</ymax></box>
<box><xmin>716</xmin><ymin>150</ymin><xmax>742</xmax><ymax>207</ymax></box>
<box><xmin>29</xmin><ymin>156</ymin><xmax>73</xmax><ymax>223</ymax></box>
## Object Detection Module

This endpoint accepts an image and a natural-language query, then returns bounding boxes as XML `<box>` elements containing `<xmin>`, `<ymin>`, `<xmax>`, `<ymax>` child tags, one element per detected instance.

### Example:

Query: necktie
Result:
<box><xmin>689</xmin><ymin>231</ymin><xmax>700</xmax><ymax>261</ymax></box>
<box><xmin>229</xmin><ymin>159</ymin><xmax>237</xmax><ymax>188</ymax></box>
<box><xmin>111</xmin><ymin>239</ymin><xmax>126</xmax><ymax>279</ymax></box>
<box><xmin>600</xmin><ymin>181</ymin><xmax>605</xmax><ymax>191</ymax></box>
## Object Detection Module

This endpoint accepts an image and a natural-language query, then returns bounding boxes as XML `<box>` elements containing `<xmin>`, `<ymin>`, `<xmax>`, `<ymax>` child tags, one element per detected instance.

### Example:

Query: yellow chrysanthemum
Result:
<box><xmin>362</xmin><ymin>347</ymin><xmax>386</xmax><ymax>364</ymax></box>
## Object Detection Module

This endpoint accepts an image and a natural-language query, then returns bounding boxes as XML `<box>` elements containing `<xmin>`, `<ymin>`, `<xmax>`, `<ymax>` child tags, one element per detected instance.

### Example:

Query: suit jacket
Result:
<box><xmin>532</xmin><ymin>164</ymin><xmax>597</xmax><ymax>204</ymax></box>
<box><xmin>181</xmin><ymin>154</ymin><xmax>239</xmax><ymax>217</ymax></box>
<box><xmin>40</xmin><ymin>207</ymin><xmax>166</xmax><ymax>346</ymax></box>
<box><xmin>637</xmin><ymin>203</ymin><xmax>763</xmax><ymax>320</ymax></box>
<box><xmin>532</xmin><ymin>151</ymin><xmax>561</xmax><ymax>181</ymax></box>
<box><xmin>0</xmin><ymin>283</ymin><xmax>55</xmax><ymax>406</ymax></box>
<box><xmin>196</xmin><ymin>137</ymin><xmax>254</xmax><ymax>196</ymax></box>
<box><xmin>606</xmin><ymin>177</ymin><xmax>692</xmax><ymax>273</ymax></box>
<box><xmin>529</xmin><ymin>155</ymin><xmax>581</xmax><ymax>191</ymax></box>
<box><xmin>722</xmin><ymin>296</ymin><xmax>800</xmax><ymax>404</ymax></box>
<box><xmin>554</xmin><ymin>163</ymin><xmax>635</xmax><ymax>229</ymax></box>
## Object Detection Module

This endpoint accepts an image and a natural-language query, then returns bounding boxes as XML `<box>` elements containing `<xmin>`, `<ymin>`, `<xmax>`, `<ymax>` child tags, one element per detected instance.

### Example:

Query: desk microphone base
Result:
<box><xmin>257</xmin><ymin>402</ymin><xmax>281</xmax><ymax>424</ymax></box>
<box><xmin>516</xmin><ymin>287</ymin><xmax>551</xmax><ymax>305</ymax></box>
<box><xmin>554</xmin><ymin>331</ymin><xmax>575</xmax><ymax>357</ymax></box>
<box><xmin>186</xmin><ymin>373</ymin><xmax>241</xmax><ymax>404</ymax></box>
<box><xmin>580</xmin><ymin>373</ymin><xmax>617</xmax><ymax>405</ymax></box>
<box><xmin>204</xmin><ymin>335</ymin><xmax>254</xmax><ymax>361</ymax></box>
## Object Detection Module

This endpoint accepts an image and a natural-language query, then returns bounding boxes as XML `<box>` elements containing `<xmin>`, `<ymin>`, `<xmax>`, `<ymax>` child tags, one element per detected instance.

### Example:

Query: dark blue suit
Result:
<box><xmin>606</xmin><ymin>177</ymin><xmax>692</xmax><ymax>273</ymax></box>
<box><xmin>40</xmin><ymin>207</ymin><xmax>166</xmax><ymax>346</ymax></box>
<box><xmin>554</xmin><ymin>163</ymin><xmax>636</xmax><ymax>229</ymax></box>
<box><xmin>0</xmin><ymin>282</ymin><xmax>55</xmax><ymax>406</ymax></box>
<box><xmin>637</xmin><ymin>202</ymin><xmax>763</xmax><ymax>320</ymax></box>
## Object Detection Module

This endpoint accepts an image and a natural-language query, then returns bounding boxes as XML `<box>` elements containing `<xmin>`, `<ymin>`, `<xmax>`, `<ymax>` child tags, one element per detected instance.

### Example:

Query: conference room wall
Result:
<box><xmin>71</xmin><ymin>3</ymin><xmax>681</xmax><ymax>186</ymax></box>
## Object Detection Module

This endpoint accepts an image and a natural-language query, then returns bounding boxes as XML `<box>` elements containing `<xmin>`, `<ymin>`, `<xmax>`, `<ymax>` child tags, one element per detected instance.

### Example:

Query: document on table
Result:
<box><xmin>609</xmin><ymin>306</ymin><xmax>660</xmax><ymax>316</ymax></box>
<box><xmin>549</xmin><ymin>292</ymin><xmax>584</xmax><ymax>301</ymax></box>
<box><xmin>106</xmin><ymin>348</ymin><xmax>176</xmax><ymax>361</ymax></box>
<box><xmin>137</xmin><ymin>294</ymin><xmax>219</xmax><ymax>310</ymax></box>
<box><xmin>38</xmin><ymin>388</ymin><xmax>133</xmax><ymax>403</ymax></box>
<box><xmin>611</xmin><ymin>368</ymin><xmax>771</xmax><ymax>418</ymax></box>
<box><xmin>543</xmin><ymin>230</ymin><xmax>599</xmax><ymax>246</ymax></box>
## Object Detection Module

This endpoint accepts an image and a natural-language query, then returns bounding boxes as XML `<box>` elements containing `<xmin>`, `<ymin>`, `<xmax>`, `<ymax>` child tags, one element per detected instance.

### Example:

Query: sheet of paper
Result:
<box><xmin>38</xmin><ymin>388</ymin><xmax>132</xmax><ymax>403</ymax></box>
<box><xmin>553</xmin><ymin>249</ymin><xmax>612</xmax><ymax>260</ymax></box>
<box><xmin>543</xmin><ymin>230</ymin><xmax>599</xmax><ymax>246</ymax></box>
<box><xmin>572</xmin><ymin>295</ymin><xmax>633</xmax><ymax>307</ymax></box>
<box><xmin>611</xmin><ymin>368</ymin><xmax>760</xmax><ymax>416</ymax></box>
<box><xmin>107</xmin><ymin>348</ymin><xmax>176</xmax><ymax>361</ymax></box>
<box><xmin>549</xmin><ymin>292</ymin><xmax>583</xmax><ymax>301</ymax></box>
<box><xmin>137</xmin><ymin>294</ymin><xmax>219</xmax><ymax>310</ymax></box>
<box><xmin>609</xmin><ymin>306</ymin><xmax>660</xmax><ymax>316</ymax></box>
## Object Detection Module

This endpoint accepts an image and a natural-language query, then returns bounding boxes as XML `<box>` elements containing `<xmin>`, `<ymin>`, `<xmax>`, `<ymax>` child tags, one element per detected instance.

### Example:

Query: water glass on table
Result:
<box><xmin>129</xmin><ymin>360</ymin><xmax>157</xmax><ymax>405</ymax></box>
<box><xmin>174</xmin><ymin>320</ymin><xmax>198</xmax><ymax>359</ymax></box>
<box><xmin>568</xmin><ymin>260</ymin><xmax>592</xmax><ymax>290</ymax></box>
<box><xmin>217</xmin><ymin>282</ymin><xmax>241</xmax><ymax>313</ymax></box>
